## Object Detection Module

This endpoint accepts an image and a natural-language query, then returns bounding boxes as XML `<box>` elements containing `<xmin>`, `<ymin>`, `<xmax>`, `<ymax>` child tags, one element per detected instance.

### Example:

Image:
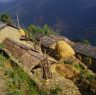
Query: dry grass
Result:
<box><xmin>55</xmin><ymin>64</ymin><xmax>80</xmax><ymax>79</ymax></box>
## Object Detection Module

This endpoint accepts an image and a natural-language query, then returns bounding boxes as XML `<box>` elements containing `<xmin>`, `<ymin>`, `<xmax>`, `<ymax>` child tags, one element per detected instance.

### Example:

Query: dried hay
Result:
<box><xmin>56</xmin><ymin>64</ymin><xmax>80</xmax><ymax>79</ymax></box>
<box><xmin>55</xmin><ymin>41</ymin><xmax>75</xmax><ymax>59</ymax></box>
<box><xmin>19</xmin><ymin>28</ymin><xmax>26</xmax><ymax>36</ymax></box>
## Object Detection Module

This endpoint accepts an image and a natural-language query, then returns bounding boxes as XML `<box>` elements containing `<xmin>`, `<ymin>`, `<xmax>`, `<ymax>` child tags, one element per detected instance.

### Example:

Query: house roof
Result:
<box><xmin>39</xmin><ymin>34</ymin><xmax>96</xmax><ymax>59</ymax></box>
<box><xmin>40</xmin><ymin>35</ymin><xmax>75</xmax><ymax>48</ymax></box>
<box><xmin>0</xmin><ymin>22</ymin><xmax>18</xmax><ymax>30</ymax></box>
<box><xmin>0</xmin><ymin>22</ymin><xmax>7</xmax><ymax>30</ymax></box>
<box><xmin>73</xmin><ymin>43</ymin><xmax>96</xmax><ymax>59</ymax></box>
<box><xmin>49</xmin><ymin>35</ymin><xmax>75</xmax><ymax>46</ymax></box>
<box><xmin>2</xmin><ymin>38</ymin><xmax>44</xmax><ymax>70</ymax></box>
<box><xmin>41</xmin><ymin>36</ymin><xmax>56</xmax><ymax>47</ymax></box>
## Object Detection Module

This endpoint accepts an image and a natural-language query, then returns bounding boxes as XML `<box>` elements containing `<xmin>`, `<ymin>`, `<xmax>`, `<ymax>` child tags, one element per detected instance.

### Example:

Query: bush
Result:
<box><xmin>50</xmin><ymin>86</ymin><xmax>61</xmax><ymax>95</ymax></box>
<box><xmin>4</xmin><ymin>62</ymin><xmax>39</xmax><ymax>95</ymax></box>
<box><xmin>0</xmin><ymin>13</ymin><xmax>12</xmax><ymax>24</ymax></box>
<box><xmin>39</xmin><ymin>86</ymin><xmax>61</xmax><ymax>95</ymax></box>
<box><xmin>80</xmin><ymin>69</ymin><xmax>95</xmax><ymax>81</ymax></box>
<box><xmin>64</xmin><ymin>59</ymin><xmax>83</xmax><ymax>71</ymax></box>
<box><xmin>81</xmin><ymin>39</ymin><xmax>90</xmax><ymax>45</ymax></box>
<box><xmin>0</xmin><ymin>43</ymin><xmax>5</xmax><ymax>49</ymax></box>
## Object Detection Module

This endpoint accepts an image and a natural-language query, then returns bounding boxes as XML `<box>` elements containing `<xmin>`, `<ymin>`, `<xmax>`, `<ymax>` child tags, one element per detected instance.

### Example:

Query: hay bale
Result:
<box><xmin>55</xmin><ymin>41</ymin><xmax>75</xmax><ymax>59</ymax></box>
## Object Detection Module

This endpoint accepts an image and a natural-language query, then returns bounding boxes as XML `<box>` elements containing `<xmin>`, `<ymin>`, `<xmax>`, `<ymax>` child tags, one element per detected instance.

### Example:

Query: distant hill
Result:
<box><xmin>0</xmin><ymin>0</ymin><xmax>96</xmax><ymax>45</ymax></box>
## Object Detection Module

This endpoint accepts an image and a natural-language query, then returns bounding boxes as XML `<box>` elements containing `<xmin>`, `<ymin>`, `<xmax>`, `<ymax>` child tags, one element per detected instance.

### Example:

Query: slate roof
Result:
<box><xmin>39</xmin><ymin>34</ymin><xmax>96</xmax><ymax>59</ymax></box>
<box><xmin>73</xmin><ymin>43</ymin><xmax>96</xmax><ymax>59</ymax></box>
<box><xmin>40</xmin><ymin>35</ymin><xmax>75</xmax><ymax>47</ymax></box>
<box><xmin>2</xmin><ymin>38</ymin><xmax>44</xmax><ymax>70</ymax></box>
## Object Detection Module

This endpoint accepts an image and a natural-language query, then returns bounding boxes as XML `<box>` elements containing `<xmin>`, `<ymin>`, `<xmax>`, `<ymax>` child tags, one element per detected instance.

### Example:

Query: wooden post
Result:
<box><xmin>77</xmin><ymin>54</ymin><xmax>82</xmax><ymax>61</ymax></box>
<box><xmin>17</xmin><ymin>12</ymin><xmax>20</xmax><ymax>28</ymax></box>
<box><xmin>42</xmin><ymin>51</ymin><xmax>52</xmax><ymax>79</ymax></box>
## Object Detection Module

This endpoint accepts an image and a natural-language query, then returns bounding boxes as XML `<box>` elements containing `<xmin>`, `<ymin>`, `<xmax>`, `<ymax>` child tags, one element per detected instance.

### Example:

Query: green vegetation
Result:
<box><xmin>0</xmin><ymin>13</ymin><xmax>12</xmax><ymax>24</ymax></box>
<box><xmin>0</xmin><ymin>43</ymin><xmax>5</xmax><ymax>49</ymax></box>
<box><xmin>80</xmin><ymin>69</ymin><xmax>95</xmax><ymax>81</ymax></box>
<box><xmin>64</xmin><ymin>58</ymin><xmax>84</xmax><ymax>71</ymax></box>
<box><xmin>0</xmin><ymin>54</ymin><xmax>38</xmax><ymax>95</ymax></box>
<box><xmin>76</xmin><ymin>69</ymin><xmax>96</xmax><ymax>94</ymax></box>
<box><xmin>26</xmin><ymin>24</ymin><xmax>55</xmax><ymax>40</ymax></box>
<box><xmin>39</xmin><ymin>86</ymin><xmax>61</xmax><ymax>95</ymax></box>
<box><xmin>83</xmin><ymin>57</ymin><xmax>92</xmax><ymax>67</ymax></box>
<box><xmin>5</xmin><ymin>62</ymin><xmax>38</xmax><ymax>95</ymax></box>
<box><xmin>63</xmin><ymin>58</ymin><xmax>96</xmax><ymax>94</ymax></box>
<box><xmin>0</xmin><ymin>53</ymin><xmax>61</xmax><ymax>95</ymax></box>
<box><xmin>81</xmin><ymin>39</ymin><xmax>90</xmax><ymax>45</ymax></box>
<box><xmin>50</xmin><ymin>86</ymin><xmax>62</xmax><ymax>95</ymax></box>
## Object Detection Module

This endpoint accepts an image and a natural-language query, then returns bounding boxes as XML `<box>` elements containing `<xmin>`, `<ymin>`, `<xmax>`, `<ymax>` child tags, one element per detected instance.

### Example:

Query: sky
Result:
<box><xmin>0</xmin><ymin>0</ymin><xmax>15</xmax><ymax>3</ymax></box>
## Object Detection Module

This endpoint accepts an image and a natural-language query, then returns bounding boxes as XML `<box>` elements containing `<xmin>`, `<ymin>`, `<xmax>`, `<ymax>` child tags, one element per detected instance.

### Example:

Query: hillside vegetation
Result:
<box><xmin>0</xmin><ymin>17</ymin><xmax>96</xmax><ymax>94</ymax></box>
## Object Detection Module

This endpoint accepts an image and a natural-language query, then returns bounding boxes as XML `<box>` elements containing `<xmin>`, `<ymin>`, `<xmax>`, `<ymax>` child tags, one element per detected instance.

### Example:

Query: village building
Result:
<box><xmin>0</xmin><ymin>23</ymin><xmax>56</xmax><ymax>79</ymax></box>
<box><xmin>0</xmin><ymin>22</ymin><xmax>34</xmax><ymax>49</ymax></box>
<box><xmin>0</xmin><ymin>22</ymin><xmax>96</xmax><ymax>72</ymax></box>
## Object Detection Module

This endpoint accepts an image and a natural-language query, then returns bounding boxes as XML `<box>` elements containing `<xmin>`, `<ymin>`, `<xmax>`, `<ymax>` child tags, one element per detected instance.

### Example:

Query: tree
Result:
<box><xmin>28</xmin><ymin>25</ymin><xmax>43</xmax><ymax>33</ymax></box>
<box><xmin>43</xmin><ymin>24</ymin><xmax>54</xmax><ymax>35</ymax></box>
<box><xmin>27</xmin><ymin>24</ymin><xmax>55</xmax><ymax>40</ymax></box>
<box><xmin>0</xmin><ymin>13</ymin><xmax>12</xmax><ymax>24</ymax></box>
<box><xmin>82</xmin><ymin>39</ymin><xmax>90</xmax><ymax>45</ymax></box>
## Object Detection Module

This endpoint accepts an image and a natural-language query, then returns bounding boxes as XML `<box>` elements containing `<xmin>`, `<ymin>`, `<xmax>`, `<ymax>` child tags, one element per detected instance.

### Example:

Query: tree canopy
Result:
<box><xmin>27</xmin><ymin>24</ymin><xmax>55</xmax><ymax>40</ymax></box>
<box><xmin>0</xmin><ymin>13</ymin><xmax>12</xmax><ymax>24</ymax></box>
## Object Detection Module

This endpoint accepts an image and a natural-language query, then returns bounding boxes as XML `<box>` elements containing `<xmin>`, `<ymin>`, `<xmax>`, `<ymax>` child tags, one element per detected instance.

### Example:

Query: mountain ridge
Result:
<box><xmin>0</xmin><ymin>0</ymin><xmax>96</xmax><ymax>45</ymax></box>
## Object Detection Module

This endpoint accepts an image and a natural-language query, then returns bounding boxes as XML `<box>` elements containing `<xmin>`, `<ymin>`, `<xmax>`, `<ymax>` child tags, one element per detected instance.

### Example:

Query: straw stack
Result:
<box><xmin>55</xmin><ymin>41</ymin><xmax>75</xmax><ymax>59</ymax></box>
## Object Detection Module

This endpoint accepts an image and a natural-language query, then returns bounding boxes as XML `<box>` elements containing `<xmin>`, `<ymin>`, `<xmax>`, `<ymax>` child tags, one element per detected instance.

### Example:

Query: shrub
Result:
<box><xmin>27</xmin><ymin>24</ymin><xmax>55</xmax><ymax>40</ymax></box>
<box><xmin>5</xmin><ymin>62</ymin><xmax>39</xmax><ymax>95</ymax></box>
<box><xmin>0</xmin><ymin>13</ymin><xmax>12</xmax><ymax>24</ymax></box>
<box><xmin>64</xmin><ymin>59</ymin><xmax>83</xmax><ymax>71</ymax></box>
<box><xmin>81</xmin><ymin>39</ymin><xmax>90</xmax><ymax>45</ymax></box>
<box><xmin>50</xmin><ymin>86</ymin><xmax>62</xmax><ymax>95</ymax></box>
<box><xmin>80</xmin><ymin>69</ymin><xmax>95</xmax><ymax>81</ymax></box>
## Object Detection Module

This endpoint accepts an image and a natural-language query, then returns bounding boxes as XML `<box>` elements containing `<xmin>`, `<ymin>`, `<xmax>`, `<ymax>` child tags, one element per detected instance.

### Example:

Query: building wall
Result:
<box><xmin>0</xmin><ymin>26</ymin><xmax>34</xmax><ymax>48</ymax></box>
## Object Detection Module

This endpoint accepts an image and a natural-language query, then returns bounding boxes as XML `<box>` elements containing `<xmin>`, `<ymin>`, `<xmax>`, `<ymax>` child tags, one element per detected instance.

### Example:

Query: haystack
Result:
<box><xmin>55</xmin><ymin>41</ymin><xmax>75</xmax><ymax>59</ymax></box>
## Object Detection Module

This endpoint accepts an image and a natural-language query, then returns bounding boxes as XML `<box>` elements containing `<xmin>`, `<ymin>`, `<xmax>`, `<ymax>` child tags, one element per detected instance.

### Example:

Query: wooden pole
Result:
<box><xmin>42</xmin><ymin>51</ymin><xmax>52</xmax><ymax>79</ymax></box>
<box><xmin>17</xmin><ymin>12</ymin><xmax>20</xmax><ymax>28</ymax></box>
